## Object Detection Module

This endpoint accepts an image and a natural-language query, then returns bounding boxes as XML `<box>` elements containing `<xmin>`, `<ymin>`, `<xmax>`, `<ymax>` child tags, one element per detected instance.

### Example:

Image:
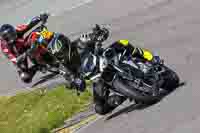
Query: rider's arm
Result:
<box><xmin>0</xmin><ymin>39</ymin><xmax>17</xmax><ymax>65</ymax></box>
<box><xmin>16</xmin><ymin>13</ymin><xmax>49</xmax><ymax>37</ymax></box>
<box><xmin>16</xmin><ymin>16</ymin><xmax>41</xmax><ymax>37</ymax></box>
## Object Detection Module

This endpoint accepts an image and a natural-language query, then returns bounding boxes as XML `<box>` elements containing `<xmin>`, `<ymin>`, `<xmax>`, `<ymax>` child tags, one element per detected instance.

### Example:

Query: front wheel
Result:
<box><xmin>93</xmin><ymin>80</ymin><xmax>112</xmax><ymax>115</ymax></box>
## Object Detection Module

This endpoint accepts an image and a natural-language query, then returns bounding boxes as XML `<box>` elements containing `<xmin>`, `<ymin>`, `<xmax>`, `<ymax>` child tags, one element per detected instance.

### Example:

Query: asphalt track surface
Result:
<box><xmin>1</xmin><ymin>0</ymin><xmax>200</xmax><ymax>132</ymax></box>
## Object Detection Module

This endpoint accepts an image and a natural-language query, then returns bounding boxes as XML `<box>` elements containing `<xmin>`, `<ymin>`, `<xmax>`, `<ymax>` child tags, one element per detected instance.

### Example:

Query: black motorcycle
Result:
<box><xmin>80</xmin><ymin>28</ymin><xmax>180</xmax><ymax>104</ymax></box>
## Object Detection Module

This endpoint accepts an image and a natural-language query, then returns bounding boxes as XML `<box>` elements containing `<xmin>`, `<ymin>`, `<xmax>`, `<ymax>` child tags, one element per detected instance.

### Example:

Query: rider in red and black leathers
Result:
<box><xmin>0</xmin><ymin>13</ymin><xmax>49</xmax><ymax>83</ymax></box>
<box><xmin>0</xmin><ymin>13</ymin><xmax>86</xmax><ymax>92</ymax></box>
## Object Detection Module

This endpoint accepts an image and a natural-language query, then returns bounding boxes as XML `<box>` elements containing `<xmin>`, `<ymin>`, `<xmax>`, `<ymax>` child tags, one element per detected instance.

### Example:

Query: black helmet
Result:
<box><xmin>0</xmin><ymin>24</ymin><xmax>17</xmax><ymax>44</ymax></box>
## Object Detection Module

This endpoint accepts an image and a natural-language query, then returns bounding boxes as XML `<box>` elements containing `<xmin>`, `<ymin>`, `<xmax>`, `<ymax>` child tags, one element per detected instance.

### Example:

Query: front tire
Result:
<box><xmin>94</xmin><ymin>102</ymin><xmax>113</xmax><ymax>115</ymax></box>
<box><xmin>93</xmin><ymin>80</ymin><xmax>116</xmax><ymax>115</ymax></box>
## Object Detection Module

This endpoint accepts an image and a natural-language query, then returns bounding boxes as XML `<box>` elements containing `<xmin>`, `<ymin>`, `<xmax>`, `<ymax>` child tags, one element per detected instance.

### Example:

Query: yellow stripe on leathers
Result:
<box><xmin>142</xmin><ymin>49</ymin><xmax>153</xmax><ymax>61</ymax></box>
<box><xmin>118</xmin><ymin>40</ymin><xmax>129</xmax><ymax>46</ymax></box>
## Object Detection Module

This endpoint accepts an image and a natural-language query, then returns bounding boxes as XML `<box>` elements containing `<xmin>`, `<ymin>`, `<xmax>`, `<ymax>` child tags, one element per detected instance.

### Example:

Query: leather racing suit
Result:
<box><xmin>0</xmin><ymin>14</ymin><xmax>48</xmax><ymax>83</ymax></box>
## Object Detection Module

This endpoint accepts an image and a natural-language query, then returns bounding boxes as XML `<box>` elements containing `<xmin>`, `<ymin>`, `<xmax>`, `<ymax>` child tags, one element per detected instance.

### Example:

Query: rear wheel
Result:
<box><xmin>129</xmin><ymin>66</ymin><xmax>179</xmax><ymax>103</ymax></box>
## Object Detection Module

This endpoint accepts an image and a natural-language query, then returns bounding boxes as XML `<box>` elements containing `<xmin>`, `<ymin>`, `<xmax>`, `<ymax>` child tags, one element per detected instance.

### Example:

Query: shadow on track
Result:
<box><xmin>105</xmin><ymin>81</ymin><xmax>186</xmax><ymax>121</ymax></box>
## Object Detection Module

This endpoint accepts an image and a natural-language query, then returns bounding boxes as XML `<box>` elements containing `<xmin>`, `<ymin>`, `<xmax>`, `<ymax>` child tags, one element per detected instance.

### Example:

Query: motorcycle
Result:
<box><xmin>79</xmin><ymin>27</ymin><xmax>180</xmax><ymax>103</ymax></box>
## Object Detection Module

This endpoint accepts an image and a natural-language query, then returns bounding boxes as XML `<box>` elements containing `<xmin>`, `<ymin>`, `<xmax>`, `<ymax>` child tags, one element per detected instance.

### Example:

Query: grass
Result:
<box><xmin>0</xmin><ymin>85</ymin><xmax>92</xmax><ymax>133</ymax></box>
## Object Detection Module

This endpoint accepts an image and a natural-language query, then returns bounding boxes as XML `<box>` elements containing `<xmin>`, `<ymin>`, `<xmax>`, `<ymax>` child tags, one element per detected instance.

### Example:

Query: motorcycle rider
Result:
<box><xmin>0</xmin><ymin>13</ymin><xmax>51</xmax><ymax>83</ymax></box>
<box><xmin>0</xmin><ymin>12</ymin><xmax>86</xmax><ymax>92</ymax></box>
<box><xmin>77</xmin><ymin>24</ymin><xmax>160</xmax><ymax>114</ymax></box>
<box><xmin>0</xmin><ymin>13</ymin><xmax>86</xmax><ymax>92</ymax></box>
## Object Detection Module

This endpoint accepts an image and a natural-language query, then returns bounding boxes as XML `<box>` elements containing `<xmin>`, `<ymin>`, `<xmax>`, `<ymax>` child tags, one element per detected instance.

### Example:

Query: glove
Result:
<box><xmin>39</xmin><ymin>13</ymin><xmax>49</xmax><ymax>22</ymax></box>
<box><xmin>71</xmin><ymin>78</ymin><xmax>86</xmax><ymax>92</ymax></box>
<box><xmin>152</xmin><ymin>55</ymin><xmax>161</xmax><ymax>64</ymax></box>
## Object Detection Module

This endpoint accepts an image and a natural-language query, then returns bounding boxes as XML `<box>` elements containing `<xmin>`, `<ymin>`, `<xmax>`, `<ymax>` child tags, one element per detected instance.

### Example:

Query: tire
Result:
<box><xmin>94</xmin><ymin>102</ymin><xmax>114</xmax><ymax>115</ymax></box>
<box><xmin>93</xmin><ymin>80</ymin><xmax>114</xmax><ymax>115</ymax></box>
<box><xmin>161</xmin><ymin>66</ymin><xmax>180</xmax><ymax>91</ymax></box>
<box><xmin>94</xmin><ymin>103</ymin><xmax>106</xmax><ymax>115</ymax></box>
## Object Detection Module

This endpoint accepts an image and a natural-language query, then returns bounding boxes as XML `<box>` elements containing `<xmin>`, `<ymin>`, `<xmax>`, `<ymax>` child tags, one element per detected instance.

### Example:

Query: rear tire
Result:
<box><xmin>129</xmin><ymin>66</ymin><xmax>179</xmax><ymax>103</ymax></box>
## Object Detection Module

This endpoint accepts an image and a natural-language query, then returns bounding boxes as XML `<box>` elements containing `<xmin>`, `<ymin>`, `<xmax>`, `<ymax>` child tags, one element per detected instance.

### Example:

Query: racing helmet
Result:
<box><xmin>0</xmin><ymin>24</ymin><xmax>17</xmax><ymax>44</ymax></box>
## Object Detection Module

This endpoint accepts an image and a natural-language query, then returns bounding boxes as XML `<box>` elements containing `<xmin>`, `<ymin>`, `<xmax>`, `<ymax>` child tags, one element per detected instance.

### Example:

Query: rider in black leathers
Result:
<box><xmin>74</xmin><ymin>24</ymin><xmax>160</xmax><ymax>115</ymax></box>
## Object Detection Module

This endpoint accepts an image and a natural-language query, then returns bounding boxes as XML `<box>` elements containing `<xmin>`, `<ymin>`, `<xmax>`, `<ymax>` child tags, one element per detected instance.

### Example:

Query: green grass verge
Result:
<box><xmin>0</xmin><ymin>85</ymin><xmax>92</xmax><ymax>133</ymax></box>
